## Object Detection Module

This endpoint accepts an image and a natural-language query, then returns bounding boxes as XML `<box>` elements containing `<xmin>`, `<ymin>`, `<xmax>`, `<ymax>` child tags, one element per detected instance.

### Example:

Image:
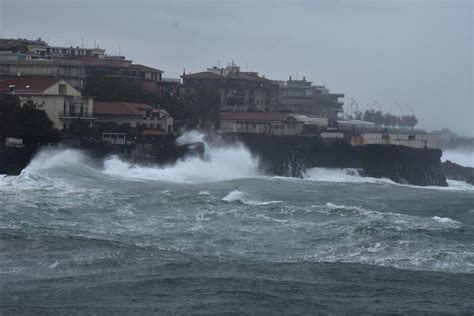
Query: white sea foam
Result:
<box><xmin>21</xmin><ymin>148</ymin><xmax>88</xmax><ymax>176</ymax></box>
<box><xmin>175</xmin><ymin>129</ymin><xmax>206</xmax><ymax>146</ymax></box>
<box><xmin>102</xmin><ymin>131</ymin><xmax>260</xmax><ymax>183</ymax></box>
<box><xmin>431</xmin><ymin>216</ymin><xmax>461</xmax><ymax>225</ymax></box>
<box><xmin>320</xmin><ymin>202</ymin><xmax>463</xmax><ymax>231</ymax></box>
<box><xmin>303</xmin><ymin>167</ymin><xmax>394</xmax><ymax>184</ymax></box>
<box><xmin>302</xmin><ymin>167</ymin><xmax>474</xmax><ymax>191</ymax></box>
<box><xmin>222</xmin><ymin>189</ymin><xmax>282</xmax><ymax>206</ymax></box>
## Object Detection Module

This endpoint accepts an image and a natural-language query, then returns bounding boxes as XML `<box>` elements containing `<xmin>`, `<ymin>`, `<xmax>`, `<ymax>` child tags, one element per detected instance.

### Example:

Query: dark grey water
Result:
<box><xmin>1</xmin><ymin>147</ymin><xmax>473</xmax><ymax>314</ymax></box>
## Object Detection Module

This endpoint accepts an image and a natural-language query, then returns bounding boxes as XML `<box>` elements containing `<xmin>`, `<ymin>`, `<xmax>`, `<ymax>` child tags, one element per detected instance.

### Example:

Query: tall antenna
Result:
<box><xmin>118</xmin><ymin>44</ymin><xmax>121</xmax><ymax>56</ymax></box>
<box><xmin>81</xmin><ymin>37</ymin><xmax>84</xmax><ymax>48</ymax></box>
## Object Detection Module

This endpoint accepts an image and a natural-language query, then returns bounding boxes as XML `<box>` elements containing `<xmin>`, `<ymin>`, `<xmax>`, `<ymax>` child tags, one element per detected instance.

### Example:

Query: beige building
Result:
<box><xmin>94</xmin><ymin>101</ymin><xmax>173</xmax><ymax>133</ymax></box>
<box><xmin>219</xmin><ymin>112</ymin><xmax>304</xmax><ymax>136</ymax></box>
<box><xmin>0</xmin><ymin>76</ymin><xmax>94</xmax><ymax>130</ymax></box>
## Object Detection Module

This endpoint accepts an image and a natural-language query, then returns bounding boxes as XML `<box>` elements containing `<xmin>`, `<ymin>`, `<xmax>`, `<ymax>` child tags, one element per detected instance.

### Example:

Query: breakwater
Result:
<box><xmin>222</xmin><ymin>133</ymin><xmax>448</xmax><ymax>186</ymax></box>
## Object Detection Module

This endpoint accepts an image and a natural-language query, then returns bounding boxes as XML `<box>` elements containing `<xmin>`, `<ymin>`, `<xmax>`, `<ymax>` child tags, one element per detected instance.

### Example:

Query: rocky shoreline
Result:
<box><xmin>440</xmin><ymin>160</ymin><xmax>474</xmax><ymax>185</ymax></box>
<box><xmin>223</xmin><ymin>134</ymin><xmax>449</xmax><ymax>187</ymax></box>
<box><xmin>1</xmin><ymin>135</ymin><xmax>473</xmax><ymax>187</ymax></box>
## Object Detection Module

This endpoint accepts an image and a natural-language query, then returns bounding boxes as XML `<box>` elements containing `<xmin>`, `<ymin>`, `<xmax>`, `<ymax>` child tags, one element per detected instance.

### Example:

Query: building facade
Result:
<box><xmin>94</xmin><ymin>101</ymin><xmax>173</xmax><ymax>133</ymax></box>
<box><xmin>274</xmin><ymin>76</ymin><xmax>344</xmax><ymax>119</ymax></box>
<box><xmin>0</xmin><ymin>38</ymin><xmax>164</xmax><ymax>91</ymax></box>
<box><xmin>182</xmin><ymin>64</ymin><xmax>278</xmax><ymax>112</ymax></box>
<box><xmin>219</xmin><ymin>112</ymin><xmax>304</xmax><ymax>136</ymax></box>
<box><xmin>0</xmin><ymin>38</ymin><xmax>48</xmax><ymax>60</ymax></box>
<box><xmin>0</xmin><ymin>59</ymin><xmax>85</xmax><ymax>90</ymax></box>
<box><xmin>0</xmin><ymin>76</ymin><xmax>95</xmax><ymax>130</ymax></box>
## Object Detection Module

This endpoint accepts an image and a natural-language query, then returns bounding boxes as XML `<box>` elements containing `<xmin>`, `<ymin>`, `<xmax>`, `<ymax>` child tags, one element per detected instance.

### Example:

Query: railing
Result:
<box><xmin>58</xmin><ymin>111</ymin><xmax>95</xmax><ymax>118</ymax></box>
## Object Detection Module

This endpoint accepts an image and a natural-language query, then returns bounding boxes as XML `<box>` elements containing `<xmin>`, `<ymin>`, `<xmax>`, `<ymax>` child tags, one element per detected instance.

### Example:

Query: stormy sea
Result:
<box><xmin>1</xmin><ymin>133</ymin><xmax>473</xmax><ymax>314</ymax></box>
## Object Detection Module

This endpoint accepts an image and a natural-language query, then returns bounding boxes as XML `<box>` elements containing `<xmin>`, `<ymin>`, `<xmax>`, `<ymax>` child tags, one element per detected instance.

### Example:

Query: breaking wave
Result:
<box><xmin>301</xmin><ymin>167</ymin><xmax>474</xmax><ymax>191</ymax></box>
<box><xmin>5</xmin><ymin>131</ymin><xmax>474</xmax><ymax>190</ymax></box>
<box><xmin>304</xmin><ymin>167</ymin><xmax>393</xmax><ymax>184</ymax></box>
<box><xmin>9</xmin><ymin>131</ymin><xmax>260</xmax><ymax>184</ymax></box>
<box><xmin>21</xmin><ymin>148</ymin><xmax>89</xmax><ymax>176</ymax></box>
<box><xmin>222</xmin><ymin>189</ymin><xmax>282</xmax><ymax>205</ymax></box>
<box><xmin>103</xmin><ymin>132</ymin><xmax>260</xmax><ymax>183</ymax></box>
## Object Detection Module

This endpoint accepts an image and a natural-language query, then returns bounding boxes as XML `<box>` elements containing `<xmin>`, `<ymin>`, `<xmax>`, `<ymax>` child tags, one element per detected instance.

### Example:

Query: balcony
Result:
<box><xmin>59</xmin><ymin>111</ymin><xmax>96</xmax><ymax>119</ymax></box>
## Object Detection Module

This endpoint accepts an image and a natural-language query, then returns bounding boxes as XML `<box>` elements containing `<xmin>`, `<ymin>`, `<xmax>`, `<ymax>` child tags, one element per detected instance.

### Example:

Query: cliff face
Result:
<box><xmin>223</xmin><ymin>134</ymin><xmax>448</xmax><ymax>186</ymax></box>
<box><xmin>361</xmin><ymin>145</ymin><xmax>447</xmax><ymax>186</ymax></box>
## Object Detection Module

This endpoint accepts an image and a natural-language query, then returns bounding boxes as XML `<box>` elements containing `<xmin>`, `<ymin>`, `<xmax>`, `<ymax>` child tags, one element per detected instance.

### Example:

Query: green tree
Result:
<box><xmin>0</xmin><ymin>96</ymin><xmax>60</xmax><ymax>143</ymax></box>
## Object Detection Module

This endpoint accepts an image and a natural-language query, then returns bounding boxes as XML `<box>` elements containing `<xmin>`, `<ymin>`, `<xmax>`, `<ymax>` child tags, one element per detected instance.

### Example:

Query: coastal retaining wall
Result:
<box><xmin>223</xmin><ymin>133</ymin><xmax>447</xmax><ymax>186</ymax></box>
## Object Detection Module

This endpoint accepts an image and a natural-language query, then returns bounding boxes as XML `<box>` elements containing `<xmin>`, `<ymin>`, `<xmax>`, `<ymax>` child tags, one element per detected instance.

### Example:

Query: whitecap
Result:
<box><xmin>222</xmin><ymin>190</ymin><xmax>282</xmax><ymax>206</ymax></box>
<box><xmin>432</xmin><ymin>216</ymin><xmax>461</xmax><ymax>225</ymax></box>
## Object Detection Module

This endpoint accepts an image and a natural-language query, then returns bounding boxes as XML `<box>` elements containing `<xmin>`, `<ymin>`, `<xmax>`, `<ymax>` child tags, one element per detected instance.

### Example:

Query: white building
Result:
<box><xmin>0</xmin><ymin>76</ymin><xmax>94</xmax><ymax>130</ymax></box>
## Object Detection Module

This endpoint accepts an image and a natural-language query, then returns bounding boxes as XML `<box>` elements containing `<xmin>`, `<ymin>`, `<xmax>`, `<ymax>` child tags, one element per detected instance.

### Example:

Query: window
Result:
<box><xmin>59</xmin><ymin>84</ymin><xmax>67</xmax><ymax>95</ymax></box>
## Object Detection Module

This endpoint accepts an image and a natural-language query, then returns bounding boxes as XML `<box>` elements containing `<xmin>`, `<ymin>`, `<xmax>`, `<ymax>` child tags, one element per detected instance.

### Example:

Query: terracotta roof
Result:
<box><xmin>0</xmin><ymin>76</ymin><xmax>61</xmax><ymax>92</ymax></box>
<box><xmin>219</xmin><ymin>111</ymin><xmax>293</xmax><ymax>122</ymax></box>
<box><xmin>183</xmin><ymin>71</ymin><xmax>272</xmax><ymax>82</ymax></box>
<box><xmin>94</xmin><ymin>101</ymin><xmax>155</xmax><ymax>116</ymax></box>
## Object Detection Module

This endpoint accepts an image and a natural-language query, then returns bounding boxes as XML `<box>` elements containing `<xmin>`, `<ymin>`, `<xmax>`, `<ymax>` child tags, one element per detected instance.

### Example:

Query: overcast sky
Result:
<box><xmin>1</xmin><ymin>0</ymin><xmax>472</xmax><ymax>135</ymax></box>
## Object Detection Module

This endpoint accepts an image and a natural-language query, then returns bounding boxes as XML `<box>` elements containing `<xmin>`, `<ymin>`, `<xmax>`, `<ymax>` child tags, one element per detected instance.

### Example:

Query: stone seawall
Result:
<box><xmin>222</xmin><ymin>134</ymin><xmax>448</xmax><ymax>186</ymax></box>
<box><xmin>0</xmin><ymin>134</ymin><xmax>455</xmax><ymax>187</ymax></box>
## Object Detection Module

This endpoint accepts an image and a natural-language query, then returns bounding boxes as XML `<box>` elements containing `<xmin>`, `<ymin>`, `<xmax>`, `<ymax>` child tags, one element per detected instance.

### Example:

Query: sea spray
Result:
<box><xmin>103</xmin><ymin>131</ymin><xmax>260</xmax><ymax>183</ymax></box>
<box><xmin>21</xmin><ymin>148</ymin><xmax>89</xmax><ymax>175</ymax></box>
<box><xmin>222</xmin><ymin>189</ymin><xmax>282</xmax><ymax>205</ymax></box>
<box><xmin>442</xmin><ymin>149</ymin><xmax>474</xmax><ymax>167</ymax></box>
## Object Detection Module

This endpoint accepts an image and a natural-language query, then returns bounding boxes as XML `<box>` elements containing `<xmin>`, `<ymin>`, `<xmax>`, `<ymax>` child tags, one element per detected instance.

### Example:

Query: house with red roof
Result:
<box><xmin>0</xmin><ymin>75</ymin><xmax>95</xmax><ymax>130</ymax></box>
<box><xmin>94</xmin><ymin>101</ymin><xmax>173</xmax><ymax>134</ymax></box>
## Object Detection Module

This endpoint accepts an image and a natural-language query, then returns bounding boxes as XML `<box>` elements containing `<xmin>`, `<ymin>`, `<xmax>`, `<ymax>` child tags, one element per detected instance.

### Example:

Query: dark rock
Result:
<box><xmin>361</xmin><ymin>145</ymin><xmax>447</xmax><ymax>186</ymax></box>
<box><xmin>222</xmin><ymin>133</ymin><xmax>448</xmax><ymax>187</ymax></box>
<box><xmin>0</xmin><ymin>143</ymin><xmax>41</xmax><ymax>175</ymax></box>
<box><xmin>440</xmin><ymin>160</ymin><xmax>474</xmax><ymax>185</ymax></box>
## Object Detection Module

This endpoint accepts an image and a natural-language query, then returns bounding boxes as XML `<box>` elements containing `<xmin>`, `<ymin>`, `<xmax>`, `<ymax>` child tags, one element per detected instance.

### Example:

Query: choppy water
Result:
<box><xmin>1</xmin><ymin>135</ymin><xmax>473</xmax><ymax>314</ymax></box>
